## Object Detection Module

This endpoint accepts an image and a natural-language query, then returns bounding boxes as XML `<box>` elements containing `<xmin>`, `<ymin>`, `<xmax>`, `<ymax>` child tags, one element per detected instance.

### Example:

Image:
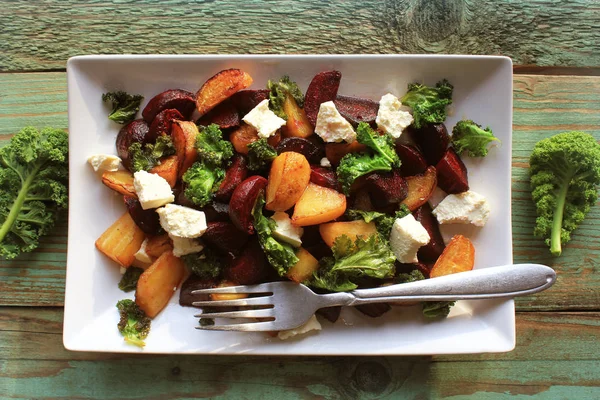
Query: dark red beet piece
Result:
<box><xmin>435</xmin><ymin>147</ymin><xmax>469</xmax><ymax>194</ymax></box>
<box><xmin>230</xmin><ymin>89</ymin><xmax>270</xmax><ymax>115</ymax></box>
<box><xmin>413</xmin><ymin>203</ymin><xmax>446</xmax><ymax>263</ymax></box>
<box><xmin>228</xmin><ymin>176</ymin><xmax>268</xmax><ymax>234</ymax></box>
<box><xmin>116</xmin><ymin>119</ymin><xmax>150</xmax><ymax>171</ymax></box>
<box><xmin>355</xmin><ymin>303</ymin><xmax>391</xmax><ymax>318</ymax></box>
<box><xmin>124</xmin><ymin>196</ymin><xmax>163</xmax><ymax>235</ymax></box>
<box><xmin>224</xmin><ymin>239</ymin><xmax>269</xmax><ymax>285</ymax></box>
<box><xmin>334</xmin><ymin>95</ymin><xmax>379</xmax><ymax>127</ymax></box>
<box><xmin>408</xmin><ymin>123</ymin><xmax>450</xmax><ymax>165</ymax></box>
<box><xmin>276</xmin><ymin>137</ymin><xmax>324</xmax><ymax>164</ymax></box>
<box><xmin>197</xmin><ymin>98</ymin><xmax>240</xmax><ymax>129</ymax></box>
<box><xmin>395</xmin><ymin>143</ymin><xmax>428</xmax><ymax>176</ymax></box>
<box><xmin>310</xmin><ymin>166</ymin><xmax>340</xmax><ymax>190</ymax></box>
<box><xmin>148</xmin><ymin>108</ymin><xmax>184</xmax><ymax>142</ymax></box>
<box><xmin>179</xmin><ymin>275</ymin><xmax>217</xmax><ymax>306</ymax></box>
<box><xmin>304</xmin><ymin>71</ymin><xmax>342</xmax><ymax>127</ymax></box>
<box><xmin>142</xmin><ymin>89</ymin><xmax>196</xmax><ymax>123</ymax></box>
<box><xmin>200</xmin><ymin>202</ymin><xmax>231</xmax><ymax>222</ymax></box>
<box><xmin>202</xmin><ymin>221</ymin><xmax>249</xmax><ymax>256</ymax></box>
<box><xmin>214</xmin><ymin>155</ymin><xmax>249</xmax><ymax>202</ymax></box>
<box><xmin>364</xmin><ymin>170</ymin><xmax>409</xmax><ymax>208</ymax></box>
<box><xmin>316</xmin><ymin>306</ymin><xmax>342</xmax><ymax>323</ymax></box>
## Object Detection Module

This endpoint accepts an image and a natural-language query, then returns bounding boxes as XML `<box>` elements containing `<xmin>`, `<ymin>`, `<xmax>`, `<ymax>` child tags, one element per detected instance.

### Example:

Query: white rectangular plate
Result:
<box><xmin>65</xmin><ymin>55</ymin><xmax>514</xmax><ymax>354</ymax></box>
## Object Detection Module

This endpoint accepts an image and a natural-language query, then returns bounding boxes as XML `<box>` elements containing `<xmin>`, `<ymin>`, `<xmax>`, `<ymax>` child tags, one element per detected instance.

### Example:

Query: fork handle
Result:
<box><xmin>337</xmin><ymin>264</ymin><xmax>556</xmax><ymax>306</ymax></box>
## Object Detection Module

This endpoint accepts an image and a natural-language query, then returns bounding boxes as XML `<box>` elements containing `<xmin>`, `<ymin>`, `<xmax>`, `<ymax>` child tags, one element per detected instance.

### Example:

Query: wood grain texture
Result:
<box><xmin>0</xmin><ymin>308</ymin><xmax>598</xmax><ymax>399</ymax></box>
<box><xmin>0</xmin><ymin>0</ymin><xmax>599</xmax><ymax>72</ymax></box>
<box><xmin>1</xmin><ymin>73</ymin><xmax>599</xmax><ymax>310</ymax></box>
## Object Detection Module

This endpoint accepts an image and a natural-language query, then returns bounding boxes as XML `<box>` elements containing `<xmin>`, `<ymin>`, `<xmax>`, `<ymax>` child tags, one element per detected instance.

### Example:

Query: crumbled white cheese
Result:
<box><xmin>314</xmin><ymin>101</ymin><xmax>356</xmax><ymax>143</ymax></box>
<box><xmin>278</xmin><ymin>314</ymin><xmax>322</xmax><ymax>340</ymax></box>
<box><xmin>271</xmin><ymin>212</ymin><xmax>303</xmax><ymax>248</ymax></box>
<box><xmin>156</xmin><ymin>204</ymin><xmax>207</xmax><ymax>238</ymax></box>
<box><xmin>87</xmin><ymin>154</ymin><xmax>121</xmax><ymax>172</ymax></box>
<box><xmin>375</xmin><ymin>93</ymin><xmax>414</xmax><ymax>139</ymax></box>
<box><xmin>134</xmin><ymin>238</ymin><xmax>153</xmax><ymax>264</ymax></box>
<box><xmin>432</xmin><ymin>191</ymin><xmax>490</xmax><ymax>227</ymax></box>
<box><xmin>242</xmin><ymin>99</ymin><xmax>286</xmax><ymax>138</ymax></box>
<box><xmin>133</xmin><ymin>171</ymin><xmax>174</xmax><ymax>210</ymax></box>
<box><xmin>390</xmin><ymin>214</ymin><xmax>430</xmax><ymax>264</ymax></box>
<box><xmin>320</xmin><ymin>157</ymin><xmax>332</xmax><ymax>168</ymax></box>
<box><xmin>169</xmin><ymin>234</ymin><xmax>204</xmax><ymax>257</ymax></box>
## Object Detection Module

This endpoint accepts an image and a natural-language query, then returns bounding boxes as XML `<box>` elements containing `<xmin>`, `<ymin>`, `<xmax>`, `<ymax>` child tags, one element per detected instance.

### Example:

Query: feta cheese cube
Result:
<box><xmin>133</xmin><ymin>171</ymin><xmax>174</xmax><ymax>210</ymax></box>
<box><xmin>390</xmin><ymin>214</ymin><xmax>430</xmax><ymax>264</ymax></box>
<box><xmin>134</xmin><ymin>238</ymin><xmax>153</xmax><ymax>264</ymax></box>
<box><xmin>278</xmin><ymin>314</ymin><xmax>322</xmax><ymax>340</ymax></box>
<box><xmin>375</xmin><ymin>93</ymin><xmax>414</xmax><ymax>139</ymax></box>
<box><xmin>87</xmin><ymin>154</ymin><xmax>121</xmax><ymax>172</ymax></box>
<box><xmin>314</xmin><ymin>101</ymin><xmax>356</xmax><ymax>143</ymax></box>
<box><xmin>319</xmin><ymin>157</ymin><xmax>331</xmax><ymax>168</ymax></box>
<box><xmin>432</xmin><ymin>190</ymin><xmax>490</xmax><ymax>227</ymax></box>
<box><xmin>271</xmin><ymin>211</ymin><xmax>303</xmax><ymax>247</ymax></box>
<box><xmin>169</xmin><ymin>234</ymin><xmax>204</xmax><ymax>257</ymax></box>
<box><xmin>156</xmin><ymin>204</ymin><xmax>207</xmax><ymax>238</ymax></box>
<box><xmin>242</xmin><ymin>99</ymin><xmax>286</xmax><ymax>138</ymax></box>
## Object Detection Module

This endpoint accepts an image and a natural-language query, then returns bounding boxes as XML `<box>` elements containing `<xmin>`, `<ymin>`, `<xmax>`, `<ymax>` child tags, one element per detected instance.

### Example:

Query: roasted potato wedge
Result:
<box><xmin>95</xmin><ymin>211</ymin><xmax>145</xmax><ymax>267</ymax></box>
<box><xmin>196</xmin><ymin>69</ymin><xmax>253</xmax><ymax>116</ymax></box>
<box><xmin>171</xmin><ymin>120</ymin><xmax>199</xmax><ymax>178</ymax></box>
<box><xmin>429</xmin><ymin>235</ymin><xmax>475</xmax><ymax>278</ymax></box>
<box><xmin>101</xmin><ymin>170</ymin><xmax>137</xmax><ymax>198</ymax></box>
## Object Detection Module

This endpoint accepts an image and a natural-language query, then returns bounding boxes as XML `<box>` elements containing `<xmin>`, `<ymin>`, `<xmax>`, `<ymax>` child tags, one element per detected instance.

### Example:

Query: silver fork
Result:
<box><xmin>192</xmin><ymin>263</ymin><xmax>556</xmax><ymax>332</ymax></box>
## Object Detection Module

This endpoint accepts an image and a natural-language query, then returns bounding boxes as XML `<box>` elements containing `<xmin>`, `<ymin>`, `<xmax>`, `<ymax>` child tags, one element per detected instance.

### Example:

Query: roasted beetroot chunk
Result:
<box><xmin>148</xmin><ymin>109</ymin><xmax>184</xmax><ymax>142</ymax></box>
<box><xmin>364</xmin><ymin>170</ymin><xmax>408</xmax><ymax>208</ymax></box>
<box><xmin>116</xmin><ymin>119</ymin><xmax>150</xmax><ymax>171</ymax></box>
<box><xmin>304</xmin><ymin>70</ymin><xmax>342</xmax><ymax>126</ymax></box>
<box><xmin>142</xmin><ymin>89</ymin><xmax>196</xmax><ymax>123</ymax></box>
<box><xmin>197</xmin><ymin>98</ymin><xmax>240</xmax><ymax>129</ymax></box>
<box><xmin>310</xmin><ymin>166</ymin><xmax>340</xmax><ymax>190</ymax></box>
<box><xmin>396</xmin><ymin>261</ymin><xmax>431</xmax><ymax>278</ymax></box>
<box><xmin>229</xmin><ymin>175</ymin><xmax>268</xmax><ymax>234</ymax></box>
<box><xmin>202</xmin><ymin>221</ymin><xmax>249</xmax><ymax>256</ymax></box>
<box><xmin>334</xmin><ymin>95</ymin><xmax>379</xmax><ymax>127</ymax></box>
<box><xmin>276</xmin><ymin>136</ymin><xmax>324</xmax><ymax>164</ymax></box>
<box><xmin>436</xmin><ymin>147</ymin><xmax>469</xmax><ymax>193</ymax></box>
<box><xmin>395</xmin><ymin>143</ymin><xmax>428</xmax><ymax>176</ymax></box>
<box><xmin>179</xmin><ymin>275</ymin><xmax>217</xmax><ymax>306</ymax></box>
<box><xmin>124</xmin><ymin>196</ymin><xmax>163</xmax><ymax>235</ymax></box>
<box><xmin>214</xmin><ymin>155</ymin><xmax>249</xmax><ymax>202</ymax></box>
<box><xmin>413</xmin><ymin>203</ymin><xmax>446</xmax><ymax>263</ymax></box>
<box><xmin>200</xmin><ymin>202</ymin><xmax>231</xmax><ymax>222</ymax></box>
<box><xmin>408</xmin><ymin>123</ymin><xmax>450</xmax><ymax>165</ymax></box>
<box><xmin>224</xmin><ymin>239</ymin><xmax>269</xmax><ymax>285</ymax></box>
<box><xmin>317</xmin><ymin>306</ymin><xmax>342</xmax><ymax>323</ymax></box>
<box><xmin>230</xmin><ymin>89</ymin><xmax>270</xmax><ymax>115</ymax></box>
<box><xmin>355</xmin><ymin>303</ymin><xmax>391</xmax><ymax>318</ymax></box>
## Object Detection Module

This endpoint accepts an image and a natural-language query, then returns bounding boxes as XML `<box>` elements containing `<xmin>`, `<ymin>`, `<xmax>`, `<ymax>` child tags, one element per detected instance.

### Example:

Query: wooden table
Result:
<box><xmin>1</xmin><ymin>1</ymin><xmax>599</xmax><ymax>398</ymax></box>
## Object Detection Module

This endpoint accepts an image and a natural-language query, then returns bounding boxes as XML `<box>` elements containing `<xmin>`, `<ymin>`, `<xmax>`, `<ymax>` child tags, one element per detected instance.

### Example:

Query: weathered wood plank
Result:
<box><xmin>0</xmin><ymin>0</ymin><xmax>599</xmax><ymax>72</ymax></box>
<box><xmin>1</xmin><ymin>73</ymin><xmax>599</xmax><ymax>310</ymax></box>
<box><xmin>0</xmin><ymin>308</ymin><xmax>598</xmax><ymax>399</ymax></box>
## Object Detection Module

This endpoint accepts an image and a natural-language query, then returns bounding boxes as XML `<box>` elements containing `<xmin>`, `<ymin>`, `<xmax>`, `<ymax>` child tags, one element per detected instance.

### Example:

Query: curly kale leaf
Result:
<box><xmin>182</xmin><ymin>247</ymin><xmax>223</xmax><ymax>280</ymax></box>
<box><xmin>0</xmin><ymin>127</ymin><xmax>68</xmax><ymax>260</ymax></box>
<box><xmin>310</xmin><ymin>235</ymin><xmax>396</xmax><ymax>292</ymax></box>
<box><xmin>195</xmin><ymin>124</ymin><xmax>234</xmax><ymax>167</ymax></box>
<box><xmin>247</xmin><ymin>138</ymin><xmax>277</xmax><ymax>171</ymax></box>
<box><xmin>530</xmin><ymin>131</ymin><xmax>600</xmax><ymax>256</ymax></box>
<box><xmin>118</xmin><ymin>267</ymin><xmax>144</xmax><ymax>292</ymax></box>
<box><xmin>451</xmin><ymin>119</ymin><xmax>500</xmax><ymax>157</ymax></box>
<box><xmin>346</xmin><ymin>205</ymin><xmax>411</xmax><ymax>239</ymax></box>
<box><xmin>395</xmin><ymin>269</ymin><xmax>455</xmax><ymax>318</ymax></box>
<box><xmin>182</xmin><ymin>161</ymin><xmax>226</xmax><ymax>207</ymax></box>
<box><xmin>116</xmin><ymin>299</ymin><xmax>151</xmax><ymax>348</ymax></box>
<box><xmin>401</xmin><ymin>79</ymin><xmax>453</xmax><ymax>128</ymax></box>
<box><xmin>336</xmin><ymin>123</ymin><xmax>400</xmax><ymax>194</ymax></box>
<box><xmin>267</xmin><ymin>75</ymin><xmax>304</xmax><ymax>119</ymax></box>
<box><xmin>102</xmin><ymin>91</ymin><xmax>143</xmax><ymax>124</ymax></box>
<box><xmin>252</xmin><ymin>193</ymin><xmax>298</xmax><ymax>276</ymax></box>
<box><xmin>129</xmin><ymin>135</ymin><xmax>175</xmax><ymax>172</ymax></box>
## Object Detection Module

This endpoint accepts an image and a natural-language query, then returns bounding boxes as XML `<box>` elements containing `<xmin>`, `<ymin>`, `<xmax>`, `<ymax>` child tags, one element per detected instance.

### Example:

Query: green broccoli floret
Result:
<box><xmin>182</xmin><ymin>161</ymin><xmax>226</xmax><ymax>207</ymax></box>
<box><xmin>401</xmin><ymin>79</ymin><xmax>453</xmax><ymax>128</ymax></box>
<box><xmin>337</xmin><ymin>122</ymin><xmax>400</xmax><ymax>194</ymax></box>
<box><xmin>252</xmin><ymin>193</ymin><xmax>299</xmax><ymax>276</ymax></box>
<box><xmin>195</xmin><ymin>124</ymin><xmax>234</xmax><ymax>167</ymax></box>
<box><xmin>310</xmin><ymin>234</ymin><xmax>396</xmax><ymax>292</ymax></box>
<box><xmin>346</xmin><ymin>205</ymin><xmax>411</xmax><ymax>239</ymax></box>
<box><xmin>267</xmin><ymin>75</ymin><xmax>304</xmax><ymax>119</ymax></box>
<box><xmin>102</xmin><ymin>91</ymin><xmax>143</xmax><ymax>124</ymax></box>
<box><xmin>0</xmin><ymin>127</ymin><xmax>68</xmax><ymax>260</ymax></box>
<box><xmin>118</xmin><ymin>267</ymin><xmax>144</xmax><ymax>292</ymax></box>
<box><xmin>116</xmin><ymin>299</ymin><xmax>151</xmax><ymax>348</ymax></box>
<box><xmin>530</xmin><ymin>131</ymin><xmax>600</xmax><ymax>256</ymax></box>
<box><xmin>182</xmin><ymin>247</ymin><xmax>223</xmax><ymax>280</ymax></box>
<box><xmin>247</xmin><ymin>138</ymin><xmax>277</xmax><ymax>171</ymax></box>
<box><xmin>129</xmin><ymin>135</ymin><xmax>176</xmax><ymax>172</ymax></box>
<box><xmin>395</xmin><ymin>269</ymin><xmax>455</xmax><ymax>318</ymax></box>
<box><xmin>451</xmin><ymin>119</ymin><xmax>500</xmax><ymax>157</ymax></box>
